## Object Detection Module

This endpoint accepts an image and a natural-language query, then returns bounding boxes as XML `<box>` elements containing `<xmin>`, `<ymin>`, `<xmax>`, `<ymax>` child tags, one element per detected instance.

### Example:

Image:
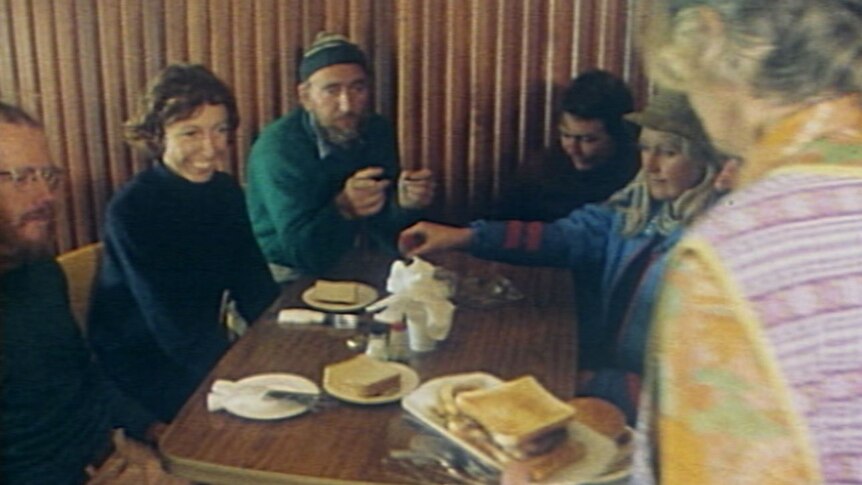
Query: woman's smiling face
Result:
<box><xmin>639</xmin><ymin>128</ymin><xmax>705</xmax><ymax>201</ymax></box>
<box><xmin>161</xmin><ymin>103</ymin><xmax>230</xmax><ymax>183</ymax></box>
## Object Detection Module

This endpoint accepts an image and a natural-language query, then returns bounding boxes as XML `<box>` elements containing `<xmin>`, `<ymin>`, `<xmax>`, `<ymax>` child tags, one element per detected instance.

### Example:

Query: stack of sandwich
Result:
<box><xmin>432</xmin><ymin>376</ymin><xmax>585</xmax><ymax>481</ymax></box>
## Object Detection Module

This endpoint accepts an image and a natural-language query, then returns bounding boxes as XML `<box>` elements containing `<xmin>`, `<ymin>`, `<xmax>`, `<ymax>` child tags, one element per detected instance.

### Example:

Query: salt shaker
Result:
<box><xmin>387</xmin><ymin>319</ymin><xmax>410</xmax><ymax>362</ymax></box>
<box><xmin>365</xmin><ymin>322</ymin><xmax>389</xmax><ymax>361</ymax></box>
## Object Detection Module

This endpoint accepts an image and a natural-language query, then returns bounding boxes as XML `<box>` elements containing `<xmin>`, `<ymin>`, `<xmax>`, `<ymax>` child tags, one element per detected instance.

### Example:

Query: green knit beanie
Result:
<box><xmin>299</xmin><ymin>32</ymin><xmax>369</xmax><ymax>82</ymax></box>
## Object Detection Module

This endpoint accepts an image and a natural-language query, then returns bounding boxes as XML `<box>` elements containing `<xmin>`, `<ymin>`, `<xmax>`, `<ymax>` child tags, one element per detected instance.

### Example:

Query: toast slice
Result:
<box><xmin>454</xmin><ymin>375</ymin><xmax>574</xmax><ymax>448</ymax></box>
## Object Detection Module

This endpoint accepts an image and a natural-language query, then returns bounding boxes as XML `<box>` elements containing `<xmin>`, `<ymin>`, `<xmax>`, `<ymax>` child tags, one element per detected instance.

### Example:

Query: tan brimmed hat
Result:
<box><xmin>625</xmin><ymin>90</ymin><xmax>710</xmax><ymax>145</ymax></box>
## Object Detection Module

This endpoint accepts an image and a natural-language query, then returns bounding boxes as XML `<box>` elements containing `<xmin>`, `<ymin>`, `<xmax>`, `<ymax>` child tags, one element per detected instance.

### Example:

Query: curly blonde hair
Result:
<box><xmin>643</xmin><ymin>0</ymin><xmax>862</xmax><ymax>103</ymax></box>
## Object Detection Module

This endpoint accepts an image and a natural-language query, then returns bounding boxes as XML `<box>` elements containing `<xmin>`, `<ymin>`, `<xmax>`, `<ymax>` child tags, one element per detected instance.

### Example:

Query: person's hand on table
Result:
<box><xmin>336</xmin><ymin>167</ymin><xmax>391</xmax><ymax>219</ymax></box>
<box><xmin>86</xmin><ymin>429</ymin><xmax>190</xmax><ymax>484</ymax></box>
<box><xmin>398</xmin><ymin>168</ymin><xmax>435</xmax><ymax>209</ymax></box>
<box><xmin>399</xmin><ymin>221</ymin><xmax>473</xmax><ymax>257</ymax></box>
<box><xmin>144</xmin><ymin>422</ymin><xmax>169</xmax><ymax>446</ymax></box>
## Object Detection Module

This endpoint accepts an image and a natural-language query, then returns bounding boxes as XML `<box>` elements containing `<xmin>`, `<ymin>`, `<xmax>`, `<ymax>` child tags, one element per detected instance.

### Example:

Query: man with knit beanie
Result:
<box><xmin>246</xmin><ymin>32</ymin><xmax>435</xmax><ymax>279</ymax></box>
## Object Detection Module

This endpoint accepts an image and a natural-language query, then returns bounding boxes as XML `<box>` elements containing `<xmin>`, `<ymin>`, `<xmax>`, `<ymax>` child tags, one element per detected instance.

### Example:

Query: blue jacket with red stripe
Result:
<box><xmin>469</xmin><ymin>203</ymin><xmax>682</xmax><ymax>420</ymax></box>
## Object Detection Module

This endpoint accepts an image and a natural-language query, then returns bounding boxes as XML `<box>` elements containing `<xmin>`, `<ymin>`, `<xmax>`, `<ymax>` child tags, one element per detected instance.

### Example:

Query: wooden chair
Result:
<box><xmin>57</xmin><ymin>242</ymin><xmax>102</xmax><ymax>332</ymax></box>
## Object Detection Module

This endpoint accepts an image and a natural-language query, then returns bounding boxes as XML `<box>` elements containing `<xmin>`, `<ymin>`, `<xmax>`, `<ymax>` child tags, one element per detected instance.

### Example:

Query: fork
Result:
<box><xmin>385</xmin><ymin>450</ymin><xmax>492</xmax><ymax>485</ymax></box>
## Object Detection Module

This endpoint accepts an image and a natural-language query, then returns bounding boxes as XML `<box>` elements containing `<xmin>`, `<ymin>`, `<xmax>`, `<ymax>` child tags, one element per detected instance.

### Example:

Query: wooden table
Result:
<box><xmin>160</xmin><ymin>251</ymin><xmax>577</xmax><ymax>484</ymax></box>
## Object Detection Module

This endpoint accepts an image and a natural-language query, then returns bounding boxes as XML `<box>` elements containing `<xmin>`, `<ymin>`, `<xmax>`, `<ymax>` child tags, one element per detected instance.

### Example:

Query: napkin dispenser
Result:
<box><xmin>367</xmin><ymin>257</ymin><xmax>456</xmax><ymax>351</ymax></box>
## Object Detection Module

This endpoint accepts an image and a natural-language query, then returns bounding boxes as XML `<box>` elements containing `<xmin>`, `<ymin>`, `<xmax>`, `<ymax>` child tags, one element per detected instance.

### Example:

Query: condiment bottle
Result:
<box><xmin>365</xmin><ymin>322</ymin><xmax>389</xmax><ymax>361</ymax></box>
<box><xmin>387</xmin><ymin>319</ymin><xmax>410</xmax><ymax>362</ymax></box>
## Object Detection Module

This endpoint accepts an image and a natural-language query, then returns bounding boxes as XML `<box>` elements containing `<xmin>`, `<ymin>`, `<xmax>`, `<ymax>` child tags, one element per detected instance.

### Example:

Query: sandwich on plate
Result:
<box><xmin>435</xmin><ymin>375</ymin><xmax>586</xmax><ymax>481</ymax></box>
<box><xmin>313</xmin><ymin>280</ymin><xmax>358</xmax><ymax>304</ymax></box>
<box><xmin>324</xmin><ymin>354</ymin><xmax>401</xmax><ymax>398</ymax></box>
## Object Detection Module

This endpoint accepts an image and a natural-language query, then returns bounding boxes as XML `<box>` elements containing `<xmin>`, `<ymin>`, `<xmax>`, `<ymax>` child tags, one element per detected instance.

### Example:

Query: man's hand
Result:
<box><xmin>85</xmin><ymin>429</ymin><xmax>190</xmax><ymax>484</ymax></box>
<box><xmin>398</xmin><ymin>169</ymin><xmax>435</xmax><ymax>210</ymax></box>
<box><xmin>335</xmin><ymin>167</ymin><xmax>391</xmax><ymax>219</ymax></box>
<box><xmin>398</xmin><ymin>221</ymin><xmax>473</xmax><ymax>257</ymax></box>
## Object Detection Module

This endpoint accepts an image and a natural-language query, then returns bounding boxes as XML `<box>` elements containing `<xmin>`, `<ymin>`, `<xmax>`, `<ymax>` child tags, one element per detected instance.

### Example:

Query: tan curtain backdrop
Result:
<box><xmin>0</xmin><ymin>0</ymin><xmax>646</xmax><ymax>253</ymax></box>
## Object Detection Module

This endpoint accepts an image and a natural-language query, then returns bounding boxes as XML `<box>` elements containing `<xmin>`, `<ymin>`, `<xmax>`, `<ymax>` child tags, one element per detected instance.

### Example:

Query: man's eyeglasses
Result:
<box><xmin>0</xmin><ymin>166</ymin><xmax>66</xmax><ymax>191</ymax></box>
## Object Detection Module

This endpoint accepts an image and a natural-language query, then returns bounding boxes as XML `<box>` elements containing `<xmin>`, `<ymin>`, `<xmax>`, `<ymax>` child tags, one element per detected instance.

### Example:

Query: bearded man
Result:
<box><xmin>246</xmin><ymin>32</ymin><xmax>435</xmax><ymax>280</ymax></box>
<box><xmin>0</xmin><ymin>102</ymin><xmax>184</xmax><ymax>484</ymax></box>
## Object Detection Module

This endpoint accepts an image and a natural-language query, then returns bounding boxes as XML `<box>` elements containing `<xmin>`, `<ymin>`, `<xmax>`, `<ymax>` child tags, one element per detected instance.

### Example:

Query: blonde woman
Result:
<box><xmin>635</xmin><ymin>1</ymin><xmax>862</xmax><ymax>483</ymax></box>
<box><xmin>401</xmin><ymin>91</ymin><xmax>725</xmax><ymax>423</ymax></box>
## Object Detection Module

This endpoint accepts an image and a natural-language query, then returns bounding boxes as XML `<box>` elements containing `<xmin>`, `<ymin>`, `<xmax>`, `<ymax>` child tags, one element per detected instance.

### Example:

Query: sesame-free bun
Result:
<box><xmin>568</xmin><ymin>397</ymin><xmax>627</xmax><ymax>440</ymax></box>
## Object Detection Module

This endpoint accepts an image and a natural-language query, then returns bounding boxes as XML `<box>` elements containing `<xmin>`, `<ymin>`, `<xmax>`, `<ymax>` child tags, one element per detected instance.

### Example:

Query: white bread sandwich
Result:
<box><xmin>442</xmin><ymin>375</ymin><xmax>584</xmax><ymax>481</ymax></box>
<box><xmin>454</xmin><ymin>376</ymin><xmax>575</xmax><ymax>452</ymax></box>
<box><xmin>323</xmin><ymin>354</ymin><xmax>401</xmax><ymax>397</ymax></box>
<box><xmin>313</xmin><ymin>280</ymin><xmax>358</xmax><ymax>304</ymax></box>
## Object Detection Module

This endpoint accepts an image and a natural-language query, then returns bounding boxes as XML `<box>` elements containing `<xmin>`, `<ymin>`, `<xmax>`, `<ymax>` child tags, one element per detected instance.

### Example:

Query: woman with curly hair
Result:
<box><xmin>88</xmin><ymin>64</ymin><xmax>279</xmax><ymax>421</ymax></box>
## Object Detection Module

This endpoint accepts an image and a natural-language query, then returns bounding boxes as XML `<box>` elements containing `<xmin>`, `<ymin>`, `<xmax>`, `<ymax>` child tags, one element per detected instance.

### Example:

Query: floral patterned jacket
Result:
<box><xmin>634</xmin><ymin>96</ymin><xmax>862</xmax><ymax>484</ymax></box>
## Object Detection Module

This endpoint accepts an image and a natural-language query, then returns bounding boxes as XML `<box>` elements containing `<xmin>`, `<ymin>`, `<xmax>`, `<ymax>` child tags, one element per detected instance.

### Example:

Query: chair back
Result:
<box><xmin>57</xmin><ymin>242</ymin><xmax>102</xmax><ymax>332</ymax></box>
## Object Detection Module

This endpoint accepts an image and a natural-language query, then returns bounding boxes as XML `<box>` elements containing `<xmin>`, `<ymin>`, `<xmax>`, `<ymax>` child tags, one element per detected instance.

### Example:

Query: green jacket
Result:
<box><xmin>246</xmin><ymin>109</ymin><xmax>420</xmax><ymax>274</ymax></box>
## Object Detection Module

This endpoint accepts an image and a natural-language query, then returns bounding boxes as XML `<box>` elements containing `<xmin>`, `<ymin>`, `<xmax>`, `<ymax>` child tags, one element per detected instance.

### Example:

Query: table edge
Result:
<box><xmin>163</xmin><ymin>450</ymin><xmax>388</xmax><ymax>485</ymax></box>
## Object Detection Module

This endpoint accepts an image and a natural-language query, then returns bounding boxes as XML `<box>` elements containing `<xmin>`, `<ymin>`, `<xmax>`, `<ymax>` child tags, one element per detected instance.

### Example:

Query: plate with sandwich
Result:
<box><xmin>323</xmin><ymin>354</ymin><xmax>420</xmax><ymax>404</ymax></box>
<box><xmin>302</xmin><ymin>280</ymin><xmax>379</xmax><ymax>312</ymax></box>
<box><xmin>402</xmin><ymin>373</ymin><xmax>632</xmax><ymax>484</ymax></box>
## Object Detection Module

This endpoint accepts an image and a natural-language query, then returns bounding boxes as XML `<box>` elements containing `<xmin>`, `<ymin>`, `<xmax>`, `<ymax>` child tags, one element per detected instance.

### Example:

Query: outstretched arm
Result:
<box><xmin>399</xmin><ymin>221</ymin><xmax>473</xmax><ymax>257</ymax></box>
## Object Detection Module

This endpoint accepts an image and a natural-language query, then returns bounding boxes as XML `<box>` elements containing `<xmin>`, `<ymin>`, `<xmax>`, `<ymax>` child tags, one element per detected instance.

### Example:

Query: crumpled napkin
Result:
<box><xmin>207</xmin><ymin>379</ymin><xmax>262</xmax><ymax>412</ymax></box>
<box><xmin>277</xmin><ymin>308</ymin><xmax>326</xmax><ymax>326</ymax></box>
<box><xmin>207</xmin><ymin>378</ymin><xmax>318</xmax><ymax>414</ymax></box>
<box><xmin>367</xmin><ymin>257</ymin><xmax>456</xmax><ymax>340</ymax></box>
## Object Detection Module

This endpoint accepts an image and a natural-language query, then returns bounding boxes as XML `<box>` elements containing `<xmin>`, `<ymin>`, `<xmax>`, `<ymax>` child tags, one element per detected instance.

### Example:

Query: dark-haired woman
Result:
<box><xmin>88</xmin><ymin>64</ymin><xmax>279</xmax><ymax>421</ymax></box>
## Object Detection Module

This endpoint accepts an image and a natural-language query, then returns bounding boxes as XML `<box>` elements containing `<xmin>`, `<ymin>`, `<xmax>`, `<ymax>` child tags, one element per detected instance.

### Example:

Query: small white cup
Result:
<box><xmin>407</xmin><ymin>315</ymin><xmax>436</xmax><ymax>352</ymax></box>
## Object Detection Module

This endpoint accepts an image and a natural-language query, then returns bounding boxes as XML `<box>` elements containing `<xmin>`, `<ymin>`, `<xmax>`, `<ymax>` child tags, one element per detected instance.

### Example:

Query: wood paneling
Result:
<box><xmin>0</xmin><ymin>0</ymin><xmax>645</xmax><ymax>252</ymax></box>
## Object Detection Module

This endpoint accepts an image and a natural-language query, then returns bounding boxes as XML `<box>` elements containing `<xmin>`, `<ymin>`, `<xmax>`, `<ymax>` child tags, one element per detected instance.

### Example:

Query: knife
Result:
<box><xmin>263</xmin><ymin>388</ymin><xmax>321</xmax><ymax>407</ymax></box>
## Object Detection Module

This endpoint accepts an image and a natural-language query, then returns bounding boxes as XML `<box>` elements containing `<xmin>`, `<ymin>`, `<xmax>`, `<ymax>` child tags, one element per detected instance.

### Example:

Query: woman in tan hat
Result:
<box><xmin>399</xmin><ymin>90</ymin><xmax>727</xmax><ymax>422</ymax></box>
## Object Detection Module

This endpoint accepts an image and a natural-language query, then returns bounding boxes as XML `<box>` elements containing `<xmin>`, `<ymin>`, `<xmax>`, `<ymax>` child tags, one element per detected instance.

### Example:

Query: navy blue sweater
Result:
<box><xmin>88</xmin><ymin>164</ymin><xmax>279</xmax><ymax>420</ymax></box>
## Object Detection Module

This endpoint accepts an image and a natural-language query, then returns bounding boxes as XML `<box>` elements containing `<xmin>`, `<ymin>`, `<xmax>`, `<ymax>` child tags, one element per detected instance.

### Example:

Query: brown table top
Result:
<box><xmin>159</xmin><ymin>251</ymin><xmax>577</xmax><ymax>484</ymax></box>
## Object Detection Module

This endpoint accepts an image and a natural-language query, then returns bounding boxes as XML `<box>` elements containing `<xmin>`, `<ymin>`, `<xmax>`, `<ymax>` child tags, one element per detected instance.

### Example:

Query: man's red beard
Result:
<box><xmin>0</xmin><ymin>203</ymin><xmax>56</xmax><ymax>272</ymax></box>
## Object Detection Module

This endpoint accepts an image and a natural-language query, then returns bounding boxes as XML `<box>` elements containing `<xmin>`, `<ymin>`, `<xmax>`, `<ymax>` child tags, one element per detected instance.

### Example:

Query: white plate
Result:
<box><xmin>324</xmin><ymin>362</ymin><xmax>420</xmax><ymax>404</ymax></box>
<box><xmin>301</xmin><ymin>281</ymin><xmax>379</xmax><ymax>313</ymax></box>
<box><xmin>401</xmin><ymin>372</ymin><xmax>631</xmax><ymax>484</ymax></box>
<box><xmin>223</xmin><ymin>373</ymin><xmax>320</xmax><ymax>420</ymax></box>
